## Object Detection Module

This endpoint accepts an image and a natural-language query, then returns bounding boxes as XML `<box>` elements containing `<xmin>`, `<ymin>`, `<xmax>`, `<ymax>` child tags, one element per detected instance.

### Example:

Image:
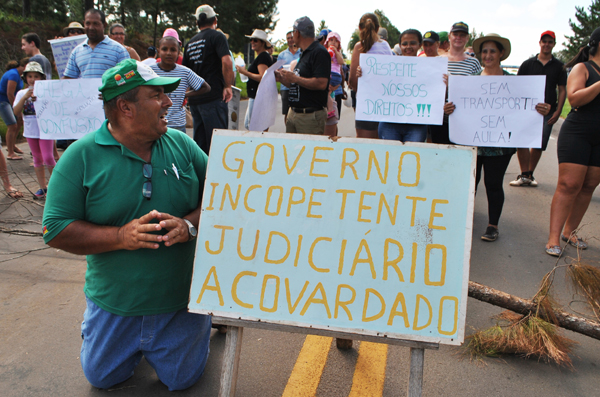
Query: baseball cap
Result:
<box><xmin>294</xmin><ymin>17</ymin><xmax>315</xmax><ymax>38</ymax></box>
<box><xmin>317</xmin><ymin>28</ymin><xmax>331</xmax><ymax>41</ymax></box>
<box><xmin>21</xmin><ymin>61</ymin><xmax>45</xmax><ymax>82</ymax></box>
<box><xmin>540</xmin><ymin>30</ymin><xmax>555</xmax><ymax>40</ymax></box>
<box><xmin>378</xmin><ymin>28</ymin><xmax>388</xmax><ymax>41</ymax></box>
<box><xmin>195</xmin><ymin>5</ymin><xmax>217</xmax><ymax>20</ymax></box>
<box><xmin>450</xmin><ymin>22</ymin><xmax>469</xmax><ymax>34</ymax></box>
<box><xmin>438</xmin><ymin>31</ymin><xmax>448</xmax><ymax>42</ymax></box>
<box><xmin>423</xmin><ymin>31</ymin><xmax>440</xmax><ymax>43</ymax></box>
<box><xmin>99</xmin><ymin>59</ymin><xmax>180</xmax><ymax>102</ymax></box>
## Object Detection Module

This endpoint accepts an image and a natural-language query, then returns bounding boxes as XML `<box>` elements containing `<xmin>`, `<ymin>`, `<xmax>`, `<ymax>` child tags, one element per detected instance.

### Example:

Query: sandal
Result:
<box><xmin>561</xmin><ymin>234</ymin><xmax>588</xmax><ymax>250</ymax></box>
<box><xmin>5</xmin><ymin>189</ymin><xmax>23</xmax><ymax>199</ymax></box>
<box><xmin>545</xmin><ymin>245</ymin><xmax>562</xmax><ymax>257</ymax></box>
<box><xmin>6</xmin><ymin>155</ymin><xmax>23</xmax><ymax>160</ymax></box>
<box><xmin>13</xmin><ymin>147</ymin><xmax>23</xmax><ymax>154</ymax></box>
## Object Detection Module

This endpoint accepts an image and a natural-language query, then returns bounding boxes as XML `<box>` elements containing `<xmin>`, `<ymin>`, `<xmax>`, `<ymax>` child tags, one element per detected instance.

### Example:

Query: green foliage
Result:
<box><xmin>561</xmin><ymin>99</ymin><xmax>571</xmax><ymax>119</ymax></box>
<box><xmin>317</xmin><ymin>20</ymin><xmax>327</xmax><ymax>36</ymax></box>
<box><xmin>348</xmin><ymin>30</ymin><xmax>359</xmax><ymax>52</ymax></box>
<box><xmin>374</xmin><ymin>10</ymin><xmax>400</xmax><ymax>47</ymax></box>
<box><xmin>561</xmin><ymin>0</ymin><xmax>600</xmax><ymax>61</ymax></box>
<box><xmin>467</xmin><ymin>29</ymin><xmax>485</xmax><ymax>48</ymax></box>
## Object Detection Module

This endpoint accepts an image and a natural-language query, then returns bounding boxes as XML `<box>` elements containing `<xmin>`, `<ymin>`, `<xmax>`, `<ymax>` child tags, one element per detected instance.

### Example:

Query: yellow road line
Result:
<box><xmin>348</xmin><ymin>342</ymin><xmax>388</xmax><ymax>397</ymax></box>
<box><xmin>282</xmin><ymin>335</ymin><xmax>333</xmax><ymax>397</ymax></box>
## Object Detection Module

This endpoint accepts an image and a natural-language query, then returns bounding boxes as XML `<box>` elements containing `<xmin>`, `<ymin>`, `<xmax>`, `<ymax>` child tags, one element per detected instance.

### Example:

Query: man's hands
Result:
<box><xmin>547</xmin><ymin>109</ymin><xmax>560</xmax><ymax>125</ymax></box>
<box><xmin>117</xmin><ymin>210</ymin><xmax>190</xmax><ymax>250</ymax></box>
<box><xmin>275</xmin><ymin>69</ymin><xmax>296</xmax><ymax>87</ymax></box>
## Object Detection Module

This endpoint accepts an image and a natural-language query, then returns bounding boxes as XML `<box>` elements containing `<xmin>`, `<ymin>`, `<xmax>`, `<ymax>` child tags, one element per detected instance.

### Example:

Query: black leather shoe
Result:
<box><xmin>481</xmin><ymin>226</ymin><xmax>499</xmax><ymax>242</ymax></box>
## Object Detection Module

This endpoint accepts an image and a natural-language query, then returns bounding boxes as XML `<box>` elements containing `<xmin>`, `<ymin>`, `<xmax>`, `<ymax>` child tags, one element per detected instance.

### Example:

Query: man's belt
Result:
<box><xmin>291</xmin><ymin>107</ymin><xmax>323</xmax><ymax>114</ymax></box>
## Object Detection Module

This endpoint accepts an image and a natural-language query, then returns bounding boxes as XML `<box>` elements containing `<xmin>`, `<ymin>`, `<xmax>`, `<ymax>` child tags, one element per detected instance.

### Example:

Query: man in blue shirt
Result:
<box><xmin>64</xmin><ymin>9</ymin><xmax>130</xmax><ymax>79</ymax></box>
<box><xmin>277</xmin><ymin>30</ymin><xmax>301</xmax><ymax>124</ymax></box>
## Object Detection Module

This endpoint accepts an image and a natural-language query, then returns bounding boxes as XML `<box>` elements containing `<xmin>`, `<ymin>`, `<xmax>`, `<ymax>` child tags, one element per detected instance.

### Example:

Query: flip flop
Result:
<box><xmin>7</xmin><ymin>156</ymin><xmax>23</xmax><ymax>161</ymax></box>
<box><xmin>5</xmin><ymin>189</ymin><xmax>23</xmax><ymax>199</ymax></box>
<box><xmin>13</xmin><ymin>147</ymin><xmax>24</xmax><ymax>154</ymax></box>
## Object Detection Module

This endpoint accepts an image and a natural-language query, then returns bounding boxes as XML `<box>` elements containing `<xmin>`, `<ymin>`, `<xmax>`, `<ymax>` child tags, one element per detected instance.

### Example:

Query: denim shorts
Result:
<box><xmin>0</xmin><ymin>101</ymin><xmax>17</xmax><ymax>126</ymax></box>
<box><xmin>80</xmin><ymin>296</ymin><xmax>212</xmax><ymax>391</ymax></box>
<box><xmin>378</xmin><ymin>122</ymin><xmax>427</xmax><ymax>143</ymax></box>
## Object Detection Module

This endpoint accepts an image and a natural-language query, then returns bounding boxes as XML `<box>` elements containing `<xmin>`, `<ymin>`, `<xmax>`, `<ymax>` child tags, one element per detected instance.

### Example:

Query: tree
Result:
<box><xmin>317</xmin><ymin>20</ymin><xmax>327</xmax><ymax>36</ymax></box>
<box><xmin>374</xmin><ymin>9</ymin><xmax>400</xmax><ymax>47</ymax></box>
<box><xmin>562</xmin><ymin>0</ymin><xmax>600</xmax><ymax>60</ymax></box>
<box><xmin>467</xmin><ymin>29</ymin><xmax>485</xmax><ymax>48</ymax></box>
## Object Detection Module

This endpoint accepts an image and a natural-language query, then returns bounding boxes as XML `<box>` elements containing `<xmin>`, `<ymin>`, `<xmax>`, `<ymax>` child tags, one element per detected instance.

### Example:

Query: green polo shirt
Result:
<box><xmin>43</xmin><ymin>120</ymin><xmax>208</xmax><ymax>316</ymax></box>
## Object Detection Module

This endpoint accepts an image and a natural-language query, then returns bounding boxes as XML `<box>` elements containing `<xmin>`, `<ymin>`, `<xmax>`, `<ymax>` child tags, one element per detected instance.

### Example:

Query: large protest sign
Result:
<box><xmin>48</xmin><ymin>35</ymin><xmax>87</xmax><ymax>78</ymax></box>
<box><xmin>249</xmin><ymin>59</ymin><xmax>286</xmax><ymax>132</ymax></box>
<box><xmin>33</xmin><ymin>79</ymin><xmax>105</xmax><ymax>140</ymax></box>
<box><xmin>356</xmin><ymin>54</ymin><xmax>448</xmax><ymax>125</ymax></box>
<box><xmin>448</xmin><ymin>75</ymin><xmax>546</xmax><ymax>148</ymax></box>
<box><xmin>189</xmin><ymin>131</ymin><xmax>476</xmax><ymax>345</ymax></box>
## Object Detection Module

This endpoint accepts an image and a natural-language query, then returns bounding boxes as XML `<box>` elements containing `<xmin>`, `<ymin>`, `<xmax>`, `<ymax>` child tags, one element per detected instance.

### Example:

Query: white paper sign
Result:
<box><xmin>448</xmin><ymin>75</ymin><xmax>546</xmax><ymax>148</ymax></box>
<box><xmin>228</xmin><ymin>87</ymin><xmax>242</xmax><ymax>130</ymax></box>
<box><xmin>48</xmin><ymin>35</ymin><xmax>87</xmax><ymax>79</ymax></box>
<box><xmin>249</xmin><ymin>59</ymin><xmax>286</xmax><ymax>132</ymax></box>
<box><xmin>33</xmin><ymin>79</ymin><xmax>105</xmax><ymax>140</ymax></box>
<box><xmin>356</xmin><ymin>54</ymin><xmax>448</xmax><ymax>125</ymax></box>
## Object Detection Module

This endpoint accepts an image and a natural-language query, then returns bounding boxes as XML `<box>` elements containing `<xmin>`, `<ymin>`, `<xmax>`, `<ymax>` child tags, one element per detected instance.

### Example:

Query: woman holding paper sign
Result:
<box><xmin>349</xmin><ymin>13</ymin><xmax>393</xmax><ymax>139</ymax></box>
<box><xmin>378</xmin><ymin>29</ymin><xmax>428</xmax><ymax>143</ymax></box>
<box><xmin>546</xmin><ymin>28</ymin><xmax>600</xmax><ymax>256</ymax></box>
<box><xmin>445</xmin><ymin>34</ymin><xmax>549</xmax><ymax>242</ymax></box>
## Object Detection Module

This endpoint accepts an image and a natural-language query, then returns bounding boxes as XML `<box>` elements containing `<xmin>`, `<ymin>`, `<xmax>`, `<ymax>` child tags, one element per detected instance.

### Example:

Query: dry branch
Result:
<box><xmin>468</xmin><ymin>281</ymin><xmax>600</xmax><ymax>341</ymax></box>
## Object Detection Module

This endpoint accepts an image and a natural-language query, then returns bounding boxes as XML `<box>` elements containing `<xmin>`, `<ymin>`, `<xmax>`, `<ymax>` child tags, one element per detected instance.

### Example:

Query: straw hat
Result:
<box><xmin>245</xmin><ymin>29</ymin><xmax>272</xmax><ymax>48</ymax></box>
<box><xmin>63</xmin><ymin>22</ymin><xmax>84</xmax><ymax>36</ymax></box>
<box><xmin>473</xmin><ymin>33</ymin><xmax>511</xmax><ymax>61</ymax></box>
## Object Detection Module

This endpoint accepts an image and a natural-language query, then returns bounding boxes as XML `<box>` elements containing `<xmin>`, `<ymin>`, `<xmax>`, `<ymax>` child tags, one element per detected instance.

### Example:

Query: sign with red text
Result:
<box><xmin>356</xmin><ymin>54</ymin><xmax>448</xmax><ymax>125</ymax></box>
<box><xmin>189</xmin><ymin>131</ymin><xmax>476</xmax><ymax>345</ymax></box>
<box><xmin>448</xmin><ymin>75</ymin><xmax>546</xmax><ymax>148</ymax></box>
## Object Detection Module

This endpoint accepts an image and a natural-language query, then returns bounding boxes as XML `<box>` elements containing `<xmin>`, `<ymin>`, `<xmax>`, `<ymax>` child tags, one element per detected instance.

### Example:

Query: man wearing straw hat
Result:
<box><xmin>42</xmin><ymin>59</ymin><xmax>211</xmax><ymax>390</ymax></box>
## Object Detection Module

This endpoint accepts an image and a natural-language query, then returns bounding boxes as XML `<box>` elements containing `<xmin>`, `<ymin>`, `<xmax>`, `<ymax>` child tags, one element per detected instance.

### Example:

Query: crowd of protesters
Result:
<box><xmin>0</xmin><ymin>4</ymin><xmax>598</xmax><ymax>391</ymax></box>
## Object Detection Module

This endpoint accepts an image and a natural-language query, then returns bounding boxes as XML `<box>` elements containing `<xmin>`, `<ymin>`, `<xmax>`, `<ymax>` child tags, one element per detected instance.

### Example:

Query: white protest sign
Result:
<box><xmin>33</xmin><ymin>79</ymin><xmax>105</xmax><ymax>140</ymax></box>
<box><xmin>249</xmin><ymin>59</ymin><xmax>286</xmax><ymax>132</ymax></box>
<box><xmin>448</xmin><ymin>75</ymin><xmax>546</xmax><ymax>148</ymax></box>
<box><xmin>228</xmin><ymin>87</ymin><xmax>242</xmax><ymax>130</ymax></box>
<box><xmin>48</xmin><ymin>35</ymin><xmax>87</xmax><ymax>78</ymax></box>
<box><xmin>189</xmin><ymin>131</ymin><xmax>477</xmax><ymax>345</ymax></box>
<box><xmin>356</xmin><ymin>54</ymin><xmax>448</xmax><ymax>125</ymax></box>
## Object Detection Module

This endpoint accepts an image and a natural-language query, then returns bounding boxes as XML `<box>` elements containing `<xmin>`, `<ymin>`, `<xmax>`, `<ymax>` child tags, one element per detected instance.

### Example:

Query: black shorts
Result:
<box><xmin>281</xmin><ymin>90</ymin><xmax>290</xmax><ymax>115</ymax></box>
<box><xmin>540</xmin><ymin>113</ymin><xmax>553</xmax><ymax>151</ymax></box>
<box><xmin>557</xmin><ymin>118</ymin><xmax>600</xmax><ymax>167</ymax></box>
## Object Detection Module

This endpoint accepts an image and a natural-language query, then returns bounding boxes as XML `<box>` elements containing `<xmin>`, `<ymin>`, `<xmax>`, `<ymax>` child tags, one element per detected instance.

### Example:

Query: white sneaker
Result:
<box><xmin>509</xmin><ymin>175</ymin><xmax>532</xmax><ymax>186</ymax></box>
<box><xmin>529</xmin><ymin>176</ymin><xmax>538</xmax><ymax>187</ymax></box>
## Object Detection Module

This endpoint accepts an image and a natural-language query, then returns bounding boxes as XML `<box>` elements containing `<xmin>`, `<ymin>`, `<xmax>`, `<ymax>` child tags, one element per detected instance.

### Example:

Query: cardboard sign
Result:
<box><xmin>356</xmin><ymin>54</ymin><xmax>448</xmax><ymax>125</ymax></box>
<box><xmin>48</xmin><ymin>35</ymin><xmax>87</xmax><ymax>78</ymax></box>
<box><xmin>249</xmin><ymin>59</ymin><xmax>286</xmax><ymax>132</ymax></box>
<box><xmin>33</xmin><ymin>79</ymin><xmax>105</xmax><ymax>140</ymax></box>
<box><xmin>188</xmin><ymin>131</ymin><xmax>476</xmax><ymax>345</ymax></box>
<box><xmin>448</xmin><ymin>75</ymin><xmax>546</xmax><ymax>148</ymax></box>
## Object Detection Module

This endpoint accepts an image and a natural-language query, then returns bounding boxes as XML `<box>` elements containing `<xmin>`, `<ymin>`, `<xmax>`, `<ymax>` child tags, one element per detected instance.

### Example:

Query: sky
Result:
<box><xmin>268</xmin><ymin>0</ymin><xmax>583</xmax><ymax>66</ymax></box>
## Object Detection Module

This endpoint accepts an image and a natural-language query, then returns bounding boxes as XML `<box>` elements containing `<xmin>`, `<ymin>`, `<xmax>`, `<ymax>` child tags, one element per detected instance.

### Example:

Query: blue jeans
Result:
<box><xmin>378</xmin><ymin>122</ymin><xmax>427</xmax><ymax>143</ymax></box>
<box><xmin>0</xmin><ymin>101</ymin><xmax>16</xmax><ymax>126</ymax></box>
<box><xmin>80</xmin><ymin>296</ymin><xmax>211</xmax><ymax>391</ymax></box>
<box><xmin>189</xmin><ymin>98</ymin><xmax>228</xmax><ymax>155</ymax></box>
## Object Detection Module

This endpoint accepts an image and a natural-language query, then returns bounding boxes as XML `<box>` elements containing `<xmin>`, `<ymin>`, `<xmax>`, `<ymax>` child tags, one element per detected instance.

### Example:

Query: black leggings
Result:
<box><xmin>475</xmin><ymin>154</ymin><xmax>513</xmax><ymax>226</ymax></box>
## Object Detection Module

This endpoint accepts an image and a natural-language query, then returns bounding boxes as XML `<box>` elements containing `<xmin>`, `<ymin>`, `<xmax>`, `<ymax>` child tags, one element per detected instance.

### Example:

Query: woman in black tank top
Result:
<box><xmin>546</xmin><ymin>28</ymin><xmax>600</xmax><ymax>256</ymax></box>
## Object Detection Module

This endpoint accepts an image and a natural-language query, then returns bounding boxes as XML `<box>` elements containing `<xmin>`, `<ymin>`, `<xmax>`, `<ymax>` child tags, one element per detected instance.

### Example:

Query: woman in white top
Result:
<box><xmin>349</xmin><ymin>13</ymin><xmax>393</xmax><ymax>139</ymax></box>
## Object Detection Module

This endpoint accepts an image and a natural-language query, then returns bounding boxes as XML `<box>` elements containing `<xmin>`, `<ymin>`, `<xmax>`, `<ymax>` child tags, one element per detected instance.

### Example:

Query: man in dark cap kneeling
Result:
<box><xmin>42</xmin><ymin>59</ymin><xmax>211</xmax><ymax>391</ymax></box>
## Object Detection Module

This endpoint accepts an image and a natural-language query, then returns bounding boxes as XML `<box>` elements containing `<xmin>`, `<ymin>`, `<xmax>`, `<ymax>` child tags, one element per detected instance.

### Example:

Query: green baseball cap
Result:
<box><xmin>99</xmin><ymin>59</ymin><xmax>181</xmax><ymax>102</ymax></box>
<box><xmin>438</xmin><ymin>31</ymin><xmax>448</xmax><ymax>43</ymax></box>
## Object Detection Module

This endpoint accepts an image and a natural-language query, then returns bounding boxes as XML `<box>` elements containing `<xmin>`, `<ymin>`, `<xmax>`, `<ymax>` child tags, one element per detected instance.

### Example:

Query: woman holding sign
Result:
<box><xmin>349</xmin><ymin>13</ymin><xmax>393</xmax><ymax>139</ymax></box>
<box><xmin>546</xmin><ymin>28</ymin><xmax>600</xmax><ymax>256</ymax></box>
<box><xmin>378</xmin><ymin>29</ymin><xmax>428</xmax><ymax>143</ymax></box>
<box><xmin>445</xmin><ymin>34</ymin><xmax>549</xmax><ymax>242</ymax></box>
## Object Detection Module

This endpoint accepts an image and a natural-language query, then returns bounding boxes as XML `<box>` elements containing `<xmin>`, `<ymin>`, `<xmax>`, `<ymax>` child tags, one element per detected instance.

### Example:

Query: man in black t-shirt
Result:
<box><xmin>275</xmin><ymin>17</ymin><xmax>331</xmax><ymax>135</ymax></box>
<box><xmin>510</xmin><ymin>30</ymin><xmax>567</xmax><ymax>187</ymax></box>
<box><xmin>183</xmin><ymin>5</ymin><xmax>234</xmax><ymax>154</ymax></box>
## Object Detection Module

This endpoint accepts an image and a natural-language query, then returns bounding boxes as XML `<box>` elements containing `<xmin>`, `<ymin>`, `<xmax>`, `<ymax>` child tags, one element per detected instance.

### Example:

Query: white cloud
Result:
<box><xmin>497</xmin><ymin>4</ymin><xmax>524</xmax><ymax>18</ymax></box>
<box><xmin>528</xmin><ymin>0</ymin><xmax>558</xmax><ymax>19</ymax></box>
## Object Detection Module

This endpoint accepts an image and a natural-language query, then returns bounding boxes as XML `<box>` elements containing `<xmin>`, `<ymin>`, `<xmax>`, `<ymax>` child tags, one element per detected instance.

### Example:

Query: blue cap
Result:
<box><xmin>317</xmin><ymin>29</ymin><xmax>331</xmax><ymax>41</ymax></box>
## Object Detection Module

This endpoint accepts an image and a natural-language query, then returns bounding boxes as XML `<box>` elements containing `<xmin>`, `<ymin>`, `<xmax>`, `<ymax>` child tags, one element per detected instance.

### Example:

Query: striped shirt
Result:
<box><xmin>64</xmin><ymin>36</ymin><xmax>130</xmax><ymax>78</ymax></box>
<box><xmin>447</xmin><ymin>57</ymin><xmax>481</xmax><ymax>76</ymax></box>
<box><xmin>150</xmin><ymin>63</ymin><xmax>205</xmax><ymax>127</ymax></box>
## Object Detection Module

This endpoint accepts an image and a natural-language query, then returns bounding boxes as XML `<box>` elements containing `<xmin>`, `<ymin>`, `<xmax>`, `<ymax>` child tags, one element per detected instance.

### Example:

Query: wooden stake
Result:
<box><xmin>408</xmin><ymin>347</ymin><xmax>424</xmax><ymax>397</ymax></box>
<box><xmin>219</xmin><ymin>326</ymin><xmax>244</xmax><ymax>397</ymax></box>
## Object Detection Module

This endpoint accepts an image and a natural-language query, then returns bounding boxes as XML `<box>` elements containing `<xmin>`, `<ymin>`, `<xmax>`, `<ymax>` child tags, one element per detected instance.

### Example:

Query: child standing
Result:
<box><xmin>13</xmin><ymin>62</ymin><xmax>55</xmax><ymax>199</ymax></box>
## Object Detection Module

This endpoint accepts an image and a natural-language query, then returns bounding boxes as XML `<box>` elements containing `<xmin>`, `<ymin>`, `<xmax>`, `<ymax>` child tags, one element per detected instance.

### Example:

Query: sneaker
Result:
<box><xmin>529</xmin><ymin>176</ymin><xmax>538</xmax><ymax>187</ymax></box>
<box><xmin>509</xmin><ymin>175</ymin><xmax>532</xmax><ymax>186</ymax></box>
<box><xmin>481</xmin><ymin>226</ymin><xmax>499</xmax><ymax>242</ymax></box>
<box><xmin>33</xmin><ymin>189</ymin><xmax>46</xmax><ymax>199</ymax></box>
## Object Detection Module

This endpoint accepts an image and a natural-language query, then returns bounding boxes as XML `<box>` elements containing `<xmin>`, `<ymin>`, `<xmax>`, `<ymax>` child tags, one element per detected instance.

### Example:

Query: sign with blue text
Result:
<box><xmin>48</xmin><ymin>35</ymin><xmax>87</xmax><ymax>78</ymax></box>
<box><xmin>356</xmin><ymin>54</ymin><xmax>448</xmax><ymax>125</ymax></box>
<box><xmin>448</xmin><ymin>75</ymin><xmax>546</xmax><ymax>148</ymax></box>
<box><xmin>33</xmin><ymin>79</ymin><xmax>105</xmax><ymax>140</ymax></box>
<box><xmin>189</xmin><ymin>131</ymin><xmax>476</xmax><ymax>345</ymax></box>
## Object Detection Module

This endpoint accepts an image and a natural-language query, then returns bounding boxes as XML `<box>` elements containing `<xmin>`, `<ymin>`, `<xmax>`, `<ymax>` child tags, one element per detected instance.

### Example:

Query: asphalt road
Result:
<box><xmin>1</xmin><ymin>98</ymin><xmax>599</xmax><ymax>396</ymax></box>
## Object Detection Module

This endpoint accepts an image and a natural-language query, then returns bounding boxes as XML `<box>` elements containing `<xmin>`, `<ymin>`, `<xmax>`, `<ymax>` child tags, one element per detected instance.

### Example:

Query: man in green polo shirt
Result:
<box><xmin>42</xmin><ymin>59</ymin><xmax>211</xmax><ymax>391</ymax></box>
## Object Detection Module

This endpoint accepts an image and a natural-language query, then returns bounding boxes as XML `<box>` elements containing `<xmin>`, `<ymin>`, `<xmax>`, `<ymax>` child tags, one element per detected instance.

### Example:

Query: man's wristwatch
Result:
<box><xmin>183</xmin><ymin>219</ymin><xmax>197</xmax><ymax>240</ymax></box>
